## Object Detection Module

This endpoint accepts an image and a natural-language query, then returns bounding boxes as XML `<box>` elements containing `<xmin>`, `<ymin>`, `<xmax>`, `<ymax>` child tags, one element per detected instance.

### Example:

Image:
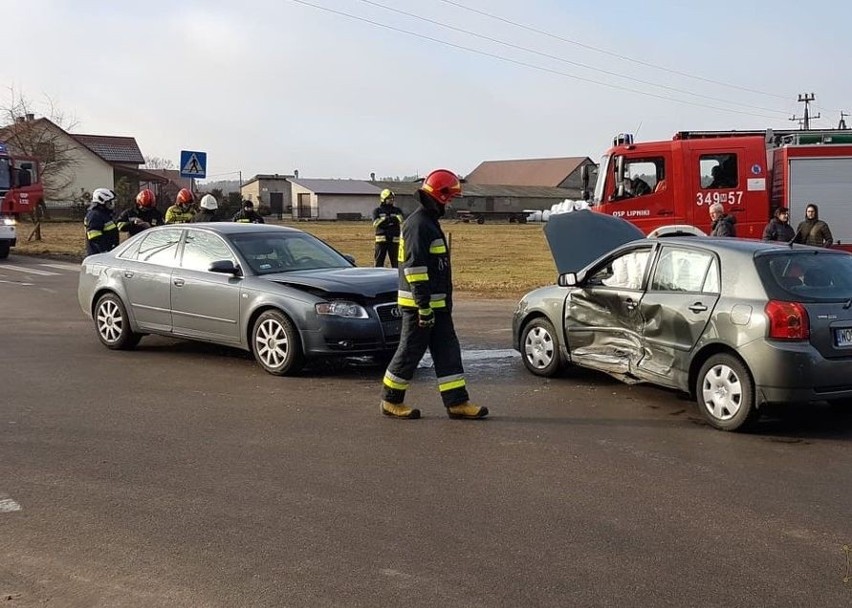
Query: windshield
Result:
<box><xmin>0</xmin><ymin>158</ymin><xmax>11</xmax><ymax>191</ymax></box>
<box><xmin>756</xmin><ymin>251</ymin><xmax>852</xmax><ymax>302</ymax></box>
<box><xmin>592</xmin><ymin>154</ymin><xmax>609</xmax><ymax>205</ymax></box>
<box><xmin>230</xmin><ymin>231</ymin><xmax>353</xmax><ymax>275</ymax></box>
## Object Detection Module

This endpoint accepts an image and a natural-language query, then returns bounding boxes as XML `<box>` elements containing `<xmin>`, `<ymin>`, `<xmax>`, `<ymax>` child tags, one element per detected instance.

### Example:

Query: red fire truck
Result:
<box><xmin>588</xmin><ymin>129</ymin><xmax>852</xmax><ymax>248</ymax></box>
<box><xmin>0</xmin><ymin>142</ymin><xmax>44</xmax><ymax>258</ymax></box>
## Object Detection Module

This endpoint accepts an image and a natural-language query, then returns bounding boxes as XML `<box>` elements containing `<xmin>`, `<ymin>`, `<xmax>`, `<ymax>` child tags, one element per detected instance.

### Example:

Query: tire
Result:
<box><xmin>94</xmin><ymin>293</ymin><xmax>142</xmax><ymax>350</ymax></box>
<box><xmin>251</xmin><ymin>310</ymin><xmax>305</xmax><ymax>376</ymax></box>
<box><xmin>476</xmin><ymin>216</ymin><xmax>485</xmax><ymax>225</ymax></box>
<box><xmin>0</xmin><ymin>241</ymin><xmax>10</xmax><ymax>259</ymax></box>
<box><xmin>696</xmin><ymin>354</ymin><xmax>757</xmax><ymax>431</ymax></box>
<box><xmin>520</xmin><ymin>317</ymin><xmax>563</xmax><ymax>377</ymax></box>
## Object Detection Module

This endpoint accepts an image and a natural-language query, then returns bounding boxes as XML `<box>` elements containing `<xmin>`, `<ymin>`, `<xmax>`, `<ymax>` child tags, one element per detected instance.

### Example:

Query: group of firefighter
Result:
<box><xmin>82</xmin><ymin>170</ymin><xmax>489</xmax><ymax>421</ymax></box>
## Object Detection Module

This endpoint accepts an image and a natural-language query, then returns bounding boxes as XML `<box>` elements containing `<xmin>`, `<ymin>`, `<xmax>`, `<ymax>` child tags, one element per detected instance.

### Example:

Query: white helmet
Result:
<box><xmin>92</xmin><ymin>187</ymin><xmax>116</xmax><ymax>209</ymax></box>
<box><xmin>200</xmin><ymin>194</ymin><xmax>218</xmax><ymax>211</ymax></box>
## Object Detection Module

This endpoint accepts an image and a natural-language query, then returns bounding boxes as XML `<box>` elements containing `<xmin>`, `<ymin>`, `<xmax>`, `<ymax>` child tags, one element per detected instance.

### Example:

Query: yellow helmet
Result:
<box><xmin>380</xmin><ymin>188</ymin><xmax>394</xmax><ymax>203</ymax></box>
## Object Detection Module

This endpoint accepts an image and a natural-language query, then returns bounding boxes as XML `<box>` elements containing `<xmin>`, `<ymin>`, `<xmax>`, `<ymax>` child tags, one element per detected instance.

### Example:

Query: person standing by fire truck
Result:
<box><xmin>84</xmin><ymin>188</ymin><xmax>119</xmax><ymax>256</ymax></box>
<box><xmin>379</xmin><ymin>169</ymin><xmax>488</xmax><ymax>421</ymax></box>
<box><xmin>794</xmin><ymin>203</ymin><xmax>834</xmax><ymax>247</ymax></box>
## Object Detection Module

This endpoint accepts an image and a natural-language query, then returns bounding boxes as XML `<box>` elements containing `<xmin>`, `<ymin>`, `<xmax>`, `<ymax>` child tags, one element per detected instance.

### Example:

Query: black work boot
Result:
<box><xmin>446</xmin><ymin>402</ymin><xmax>489</xmax><ymax>419</ymax></box>
<box><xmin>381</xmin><ymin>400</ymin><xmax>421</xmax><ymax>419</ymax></box>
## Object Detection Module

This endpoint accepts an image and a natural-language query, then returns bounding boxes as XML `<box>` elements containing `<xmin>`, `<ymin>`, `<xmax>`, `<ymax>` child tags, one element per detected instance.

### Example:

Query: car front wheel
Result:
<box><xmin>696</xmin><ymin>354</ymin><xmax>757</xmax><ymax>431</ymax></box>
<box><xmin>521</xmin><ymin>317</ymin><xmax>563</xmax><ymax>377</ymax></box>
<box><xmin>94</xmin><ymin>293</ymin><xmax>141</xmax><ymax>350</ymax></box>
<box><xmin>251</xmin><ymin>310</ymin><xmax>305</xmax><ymax>376</ymax></box>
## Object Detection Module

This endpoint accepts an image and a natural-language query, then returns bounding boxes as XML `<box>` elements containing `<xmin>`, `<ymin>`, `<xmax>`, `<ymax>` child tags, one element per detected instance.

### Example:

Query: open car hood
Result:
<box><xmin>263</xmin><ymin>267</ymin><xmax>398</xmax><ymax>298</ymax></box>
<box><xmin>544</xmin><ymin>209</ymin><xmax>645</xmax><ymax>274</ymax></box>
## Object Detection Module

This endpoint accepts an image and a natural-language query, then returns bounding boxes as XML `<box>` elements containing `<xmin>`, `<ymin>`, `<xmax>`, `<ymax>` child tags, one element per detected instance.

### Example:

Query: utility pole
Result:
<box><xmin>839</xmin><ymin>111</ymin><xmax>849</xmax><ymax>130</ymax></box>
<box><xmin>790</xmin><ymin>93</ymin><xmax>820</xmax><ymax>130</ymax></box>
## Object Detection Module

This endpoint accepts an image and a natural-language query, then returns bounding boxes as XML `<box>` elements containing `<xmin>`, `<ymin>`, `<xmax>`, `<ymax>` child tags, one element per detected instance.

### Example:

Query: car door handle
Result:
<box><xmin>688</xmin><ymin>302</ymin><xmax>708</xmax><ymax>313</ymax></box>
<box><xmin>123</xmin><ymin>270</ymin><xmax>134</xmax><ymax>278</ymax></box>
<box><xmin>624</xmin><ymin>297</ymin><xmax>637</xmax><ymax>310</ymax></box>
<box><xmin>173</xmin><ymin>278</ymin><xmax>185</xmax><ymax>287</ymax></box>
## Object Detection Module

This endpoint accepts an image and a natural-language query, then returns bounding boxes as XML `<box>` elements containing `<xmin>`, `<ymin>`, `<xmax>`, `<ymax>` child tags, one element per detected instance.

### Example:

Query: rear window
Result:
<box><xmin>756</xmin><ymin>251</ymin><xmax>852</xmax><ymax>302</ymax></box>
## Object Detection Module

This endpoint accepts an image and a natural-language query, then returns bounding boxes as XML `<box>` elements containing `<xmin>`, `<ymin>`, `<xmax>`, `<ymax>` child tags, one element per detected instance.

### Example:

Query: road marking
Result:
<box><xmin>419</xmin><ymin>348</ymin><xmax>519</xmax><ymax>368</ymax></box>
<box><xmin>39</xmin><ymin>263</ymin><xmax>80</xmax><ymax>271</ymax></box>
<box><xmin>0</xmin><ymin>498</ymin><xmax>22</xmax><ymax>513</ymax></box>
<box><xmin>0</xmin><ymin>264</ymin><xmax>58</xmax><ymax>276</ymax></box>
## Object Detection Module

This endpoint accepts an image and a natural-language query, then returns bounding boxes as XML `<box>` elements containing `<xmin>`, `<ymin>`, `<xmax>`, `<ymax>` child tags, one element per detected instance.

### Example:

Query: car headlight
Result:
<box><xmin>2</xmin><ymin>218</ymin><xmax>15</xmax><ymax>226</ymax></box>
<box><xmin>315</xmin><ymin>301</ymin><xmax>368</xmax><ymax>319</ymax></box>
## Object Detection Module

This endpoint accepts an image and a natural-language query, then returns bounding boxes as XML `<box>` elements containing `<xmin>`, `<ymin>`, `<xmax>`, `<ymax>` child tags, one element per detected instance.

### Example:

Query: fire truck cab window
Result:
<box><xmin>0</xmin><ymin>159</ymin><xmax>11</xmax><ymax>190</ymax></box>
<box><xmin>701</xmin><ymin>154</ymin><xmax>738</xmax><ymax>189</ymax></box>
<box><xmin>615</xmin><ymin>158</ymin><xmax>665</xmax><ymax>199</ymax></box>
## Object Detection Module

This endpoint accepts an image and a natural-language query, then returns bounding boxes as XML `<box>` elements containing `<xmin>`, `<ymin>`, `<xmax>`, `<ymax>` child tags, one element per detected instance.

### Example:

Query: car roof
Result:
<box><xmin>646</xmin><ymin>236</ymin><xmax>850</xmax><ymax>256</ymax></box>
<box><xmin>179</xmin><ymin>223</ymin><xmax>303</xmax><ymax>236</ymax></box>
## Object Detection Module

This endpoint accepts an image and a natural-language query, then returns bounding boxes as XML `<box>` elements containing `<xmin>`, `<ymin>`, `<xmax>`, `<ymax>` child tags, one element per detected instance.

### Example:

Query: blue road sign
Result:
<box><xmin>180</xmin><ymin>150</ymin><xmax>207</xmax><ymax>178</ymax></box>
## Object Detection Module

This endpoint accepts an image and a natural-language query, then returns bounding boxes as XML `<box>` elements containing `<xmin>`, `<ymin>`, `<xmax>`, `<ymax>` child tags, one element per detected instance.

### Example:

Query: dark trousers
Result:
<box><xmin>382</xmin><ymin>309</ymin><xmax>469</xmax><ymax>408</ymax></box>
<box><xmin>374</xmin><ymin>240</ymin><xmax>399</xmax><ymax>268</ymax></box>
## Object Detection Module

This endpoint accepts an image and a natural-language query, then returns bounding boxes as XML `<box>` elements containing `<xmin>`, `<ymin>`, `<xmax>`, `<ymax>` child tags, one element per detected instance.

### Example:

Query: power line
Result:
<box><xmin>357</xmin><ymin>0</ymin><xmax>789</xmax><ymax>116</ymax></box>
<box><xmin>286</xmin><ymin>0</ymin><xmax>785</xmax><ymax>120</ymax></box>
<box><xmin>436</xmin><ymin>0</ymin><xmax>791</xmax><ymax>101</ymax></box>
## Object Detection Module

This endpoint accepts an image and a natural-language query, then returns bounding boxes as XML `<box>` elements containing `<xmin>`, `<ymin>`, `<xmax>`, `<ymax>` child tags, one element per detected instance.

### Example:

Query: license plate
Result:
<box><xmin>835</xmin><ymin>328</ymin><xmax>852</xmax><ymax>347</ymax></box>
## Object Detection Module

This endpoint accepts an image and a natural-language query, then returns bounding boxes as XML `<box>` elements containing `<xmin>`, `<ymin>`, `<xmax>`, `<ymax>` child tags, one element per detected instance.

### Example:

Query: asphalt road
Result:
<box><xmin>1</xmin><ymin>254</ymin><xmax>851</xmax><ymax>607</ymax></box>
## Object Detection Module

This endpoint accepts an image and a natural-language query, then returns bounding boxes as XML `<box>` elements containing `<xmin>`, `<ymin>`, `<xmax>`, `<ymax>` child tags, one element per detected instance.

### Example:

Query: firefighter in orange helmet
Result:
<box><xmin>116</xmin><ymin>189</ymin><xmax>164</xmax><ymax>235</ymax></box>
<box><xmin>379</xmin><ymin>169</ymin><xmax>488</xmax><ymax>420</ymax></box>
<box><xmin>165</xmin><ymin>188</ymin><xmax>196</xmax><ymax>224</ymax></box>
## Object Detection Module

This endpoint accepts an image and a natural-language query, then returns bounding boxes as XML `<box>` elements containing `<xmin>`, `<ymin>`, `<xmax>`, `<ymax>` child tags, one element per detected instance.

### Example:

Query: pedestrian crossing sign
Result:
<box><xmin>180</xmin><ymin>150</ymin><xmax>207</xmax><ymax>178</ymax></box>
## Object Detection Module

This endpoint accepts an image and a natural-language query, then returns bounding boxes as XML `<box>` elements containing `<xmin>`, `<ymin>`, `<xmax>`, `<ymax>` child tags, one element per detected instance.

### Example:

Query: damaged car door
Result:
<box><xmin>635</xmin><ymin>245</ymin><xmax>720</xmax><ymax>388</ymax></box>
<box><xmin>564</xmin><ymin>244</ymin><xmax>653</xmax><ymax>379</ymax></box>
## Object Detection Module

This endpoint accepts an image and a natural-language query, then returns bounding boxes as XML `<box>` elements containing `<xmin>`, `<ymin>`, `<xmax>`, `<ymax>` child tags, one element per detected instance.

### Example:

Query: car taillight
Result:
<box><xmin>765</xmin><ymin>300</ymin><xmax>810</xmax><ymax>341</ymax></box>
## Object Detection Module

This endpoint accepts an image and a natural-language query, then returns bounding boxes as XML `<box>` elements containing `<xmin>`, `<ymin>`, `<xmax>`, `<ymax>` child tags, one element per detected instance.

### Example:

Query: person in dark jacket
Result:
<box><xmin>232</xmin><ymin>200</ymin><xmax>265</xmax><ymax>224</ymax></box>
<box><xmin>379</xmin><ymin>169</ymin><xmax>488</xmax><ymax>421</ymax></box>
<box><xmin>116</xmin><ymin>189</ymin><xmax>164</xmax><ymax>236</ymax></box>
<box><xmin>84</xmin><ymin>188</ymin><xmax>119</xmax><ymax>256</ymax></box>
<box><xmin>191</xmin><ymin>194</ymin><xmax>220</xmax><ymax>222</ymax></box>
<box><xmin>709</xmin><ymin>202</ymin><xmax>736</xmax><ymax>237</ymax></box>
<box><xmin>794</xmin><ymin>203</ymin><xmax>833</xmax><ymax>247</ymax></box>
<box><xmin>762</xmin><ymin>206</ymin><xmax>796</xmax><ymax>242</ymax></box>
<box><xmin>372</xmin><ymin>188</ymin><xmax>404</xmax><ymax>267</ymax></box>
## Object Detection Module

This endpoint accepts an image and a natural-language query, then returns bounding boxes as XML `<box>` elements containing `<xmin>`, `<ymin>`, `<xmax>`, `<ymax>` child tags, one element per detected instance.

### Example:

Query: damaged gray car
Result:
<box><xmin>512</xmin><ymin>210</ymin><xmax>852</xmax><ymax>431</ymax></box>
<box><xmin>78</xmin><ymin>223</ymin><xmax>400</xmax><ymax>375</ymax></box>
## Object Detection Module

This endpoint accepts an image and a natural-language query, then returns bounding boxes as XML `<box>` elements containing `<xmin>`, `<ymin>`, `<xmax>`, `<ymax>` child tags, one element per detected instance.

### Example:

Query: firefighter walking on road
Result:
<box><xmin>380</xmin><ymin>169</ymin><xmax>489</xmax><ymax>420</ymax></box>
<box><xmin>116</xmin><ymin>189</ymin><xmax>164</xmax><ymax>236</ymax></box>
<box><xmin>84</xmin><ymin>188</ymin><xmax>119</xmax><ymax>256</ymax></box>
<box><xmin>372</xmin><ymin>188</ymin><xmax>404</xmax><ymax>267</ymax></box>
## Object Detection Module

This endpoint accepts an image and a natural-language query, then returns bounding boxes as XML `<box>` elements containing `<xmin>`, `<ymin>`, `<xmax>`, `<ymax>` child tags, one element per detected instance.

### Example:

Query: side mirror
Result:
<box><xmin>209</xmin><ymin>260</ymin><xmax>242</xmax><ymax>276</ymax></box>
<box><xmin>343</xmin><ymin>254</ymin><xmax>356</xmax><ymax>265</ymax></box>
<box><xmin>557</xmin><ymin>272</ymin><xmax>578</xmax><ymax>287</ymax></box>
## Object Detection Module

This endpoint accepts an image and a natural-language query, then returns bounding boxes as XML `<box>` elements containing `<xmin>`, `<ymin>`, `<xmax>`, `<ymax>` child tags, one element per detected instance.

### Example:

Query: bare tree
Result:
<box><xmin>144</xmin><ymin>156</ymin><xmax>175</xmax><ymax>170</ymax></box>
<box><xmin>0</xmin><ymin>88</ymin><xmax>81</xmax><ymax>203</ymax></box>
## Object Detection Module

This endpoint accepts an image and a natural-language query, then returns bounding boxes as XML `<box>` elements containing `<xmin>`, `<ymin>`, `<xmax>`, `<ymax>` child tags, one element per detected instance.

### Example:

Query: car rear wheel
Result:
<box><xmin>94</xmin><ymin>293</ymin><xmax>142</xmax><ymax>350</ymax></box>
<box><xmin>696</xmin><ymin>354</ymin><xmax>757</xmax><ymax>431</ymax></box>
<box><xmin>251</xmin><ymin>310</ymin><xmax>304</xmax><ymax>376</ymax></box>
<box><xmin>521</xmin><ymin>317</ymin><xmax>563</xmax><ymax>377</ymax></box>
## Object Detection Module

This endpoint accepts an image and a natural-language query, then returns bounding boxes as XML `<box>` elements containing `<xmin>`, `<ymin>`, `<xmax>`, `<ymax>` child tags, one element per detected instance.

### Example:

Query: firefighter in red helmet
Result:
<box><xmin>165</xmin><ymin>188</ymin><xmax>196</xmax><ymax>224</ymax></box>
<box><xmin>379</xmin><ymin>169</ymin><xmax>488</xmax><ymax>420</ymax></box>
<box><xmin>116</xmin><ymin>189</ymin><xmax>164</xmax><ymax>236</ymax></box>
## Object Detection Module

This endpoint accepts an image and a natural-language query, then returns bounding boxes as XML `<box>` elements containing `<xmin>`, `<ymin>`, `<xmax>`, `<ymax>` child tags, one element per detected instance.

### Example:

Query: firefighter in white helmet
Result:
<box><xmin>84</xmin><ymin>188</ymin><xmax>119</xmax><ymax>256</ymax></box>
<box><xmin>372</xmin><ymin>188</ymin><xmax>404</xmax><ymax>267</ymax></box>
<box><xmin>191</xmin><ymin>194</ymin><xmax>219</xmax><ymax>222</ymax></box>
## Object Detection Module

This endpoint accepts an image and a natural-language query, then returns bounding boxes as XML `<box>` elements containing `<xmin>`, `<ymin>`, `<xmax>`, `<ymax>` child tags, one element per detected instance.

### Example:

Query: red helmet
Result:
<box><xmin>421</xmin><ymin>169</ymin><xmax>462</xmax><ymax>204</ymax></box>
<box><xmin>136</xmin><ymin>189</ymin><xmax>156</xmax><ymax>208</ymax></box>
<box><xmin>176</xmin><ymin>188</ymin><xmax>194</xmax><ymax>206</ymax></box>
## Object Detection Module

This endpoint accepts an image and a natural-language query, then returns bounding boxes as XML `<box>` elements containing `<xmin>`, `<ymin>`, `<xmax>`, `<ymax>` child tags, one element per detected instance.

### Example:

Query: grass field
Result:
<box><xmin>13</xmin><ymin>219</ymin><xmax>559</xmax><ymax>298</ymax></box>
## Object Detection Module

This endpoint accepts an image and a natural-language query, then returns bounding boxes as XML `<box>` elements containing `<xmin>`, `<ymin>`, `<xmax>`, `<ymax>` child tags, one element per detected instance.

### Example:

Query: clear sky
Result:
<box><xmin>5</xmin><ymin>0</ymin><xmax>849</xmax><ymax>182</ymax></box>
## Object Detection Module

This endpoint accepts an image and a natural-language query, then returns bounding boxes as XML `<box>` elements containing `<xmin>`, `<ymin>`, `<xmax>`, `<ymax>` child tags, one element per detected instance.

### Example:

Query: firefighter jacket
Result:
<box><xmin>165</xmin><ymin>204</ymin><xmax>195</xmax><ymax>224</ymax></box>
<box><xmin>397</xmin><ymin>191</ymin><xmax>453</xmax><ymax>313</ymax></box>
<box><xmin>372</xmin><ymin>203</ymin><xmax>404</xmax><ymax>243</ymax></box>
<box><xmin>232</xmin><ymin>209</ymin><xmax>265</xmax><ymax>223</ymax></box>
<box><xmin>84</xmin><ymin>205</ymin><xmax>119</xmax><ymax>255</ymax></box>
<box><xmin>116</xmin><ymin>205</ymin><xmax>164</xmax><ymax>236</ymax></box>
<box><xmin>191</xmin><ymin>209</ymin><xmax>218</xmax><ymax>222</ymax></box>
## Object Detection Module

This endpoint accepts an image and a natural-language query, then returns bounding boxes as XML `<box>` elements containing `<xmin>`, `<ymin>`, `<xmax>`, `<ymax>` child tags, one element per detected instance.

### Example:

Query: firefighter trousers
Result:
<box><xmin>374</xmin><ymin>240</ymin><xmax>399</xmax><ymax>268</ymax></box>
<box><xmin>382</xmin><ymin>309</ymin><xmax>469</xmax><ymax>408</ymax></box>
